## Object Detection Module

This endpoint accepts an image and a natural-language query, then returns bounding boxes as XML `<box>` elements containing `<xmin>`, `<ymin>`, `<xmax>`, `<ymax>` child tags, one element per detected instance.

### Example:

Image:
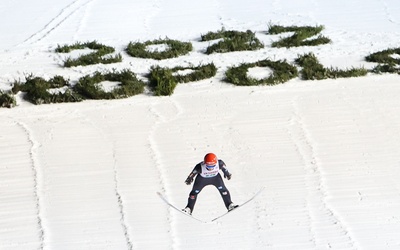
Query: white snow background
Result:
<box><xmin>1</xmin><ymin>0</ymin><xmax>400</xmax><ymax>249</ymax></box>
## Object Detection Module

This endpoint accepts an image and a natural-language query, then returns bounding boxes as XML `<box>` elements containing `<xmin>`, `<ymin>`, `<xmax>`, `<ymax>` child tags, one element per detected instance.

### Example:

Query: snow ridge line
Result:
<box><xmin>143</xmin><ymin>0</ymin><xmax>162</xmax><ymax>35</ymax></box>
<box><xmin>80</xmin><ymin>114</ymin><xmax>135</xmax><ymax>250</ymax></box>
<box><xmin>149</xmin><ymin>98</ymin><xmax>183</xmax><ymax>194</ymax></box>
<box><xmin>72</xmin><ymin>0</ymin><xmax>95</xmax><ymax>41</ymax></box>
<box><xmin>148</xmin><ymin>102</ymin><xmax>167</xmax><ymax>197</ymax></box>
<box><xmin>288</xmin><ymin>100</ymin><xmax>359</xmax><ymax>249</ymax></box>
<box><xmin>148</xmin><ymin>101</ymin><xmax>175</xmax><ymax>249</ymax></box>
<box><xmin>213</xmin><ymin>0</ymin><xmax>224</xmax><ymax>28</ymax></box>
<box><xmin>111</xmin><ymin>149</ymin><xmax>134</xmax><ymax>250</ymax></box>
<box><xmin>16</xmin><ymin>121</ymin><xmax>46</xmax><ymax>250</ymax></box>
<box><xmin>379</xmin><ymin>0</ymin><xmax>399</xmax><ymax>25</ymax></box>
<box><xmin>148</xmin><ymin>99</ymin><xmax>183</xmax><ymax>250</ymax></box>
<box><xmin>19</xmin><ymin>0</ymin><xmax>94</xmax><ymax>46</ymax></box>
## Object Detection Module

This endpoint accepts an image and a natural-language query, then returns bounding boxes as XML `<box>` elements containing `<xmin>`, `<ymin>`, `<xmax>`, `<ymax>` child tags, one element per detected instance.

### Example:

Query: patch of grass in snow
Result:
<box><xmin>148</xmin><ymin>66</ymin><xmax>177</xmax><ymax>96</ymax></box>
<box><xmin>148</xmin><ymin>63</ymin><xmax>217</xmax><ymax>96</ymax></box>
<box><xmin>366</xmin><ymin>48</ymin><xmax>400</xmax><ymax>74</ymax></box>
<box><xmin>12</xmin><ymin>75</ymin><xmax>81</xmax><ymax>104</ymax></box>
<box><xmin>201</xmin><ymin>29</ymin><xmax>264</xmax><ymax>54</ymax></box>
<box><xmin>224</xmin><ymin>59</ymin><xmax>298</xmax><ymax>86</ymax></box>
<box><xmin>268</xmin><ymin>24</ymin><xmax>331</xmax><ymax>48</ymax></box>
<box><xmin>74</xmin><ymin>69</ymin><xmax>145</xmax><ymax>100</ymax></box>
<box><xmin>172</xmin><ymin>63</ymin><xmax>217</xmax><ymax>83</ymax></box>
<box><xmin>4</xmin><ymin>25</ymin><xmax>400</xmax><ymax>108</ymax></box>
<box><xmin>56</xmin><ymin>41</ymin><xmax>122</xmax><ymax>67</ymax></box>
<box><xmin>295</xmin><ymin>53</ymin><xmax>368</xmax><ymax>80</ymax></box>
<box><xmin>0</xmin><ymin>90</ymin><xmax>16</xmax><ymax>108</ymax></box>
<box><xmin>10</xmin><ymin>70</ymin><xmax>145</xmax><ymax>105</ymax></box>
<box><xmin>126</xmin><ymin>38</ymin><xmax>193</xmax><ymax>60</ymax></box>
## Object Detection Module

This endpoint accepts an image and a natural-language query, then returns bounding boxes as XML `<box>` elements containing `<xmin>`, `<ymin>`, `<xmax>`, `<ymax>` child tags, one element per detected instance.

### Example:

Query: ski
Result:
<box><xmin>211</xmin><ymin>186</ymin><xmax>265</xmax><ymax>222</ymax></box>
<box><xmin>157</xmin><ymin>187</ymin><xmax>265</xmax><ymax>223</ymax></box>
<box><xmin>157</xmin><ymin>192</ymin><xmax>207</xmax><ymax>223</ymax></box>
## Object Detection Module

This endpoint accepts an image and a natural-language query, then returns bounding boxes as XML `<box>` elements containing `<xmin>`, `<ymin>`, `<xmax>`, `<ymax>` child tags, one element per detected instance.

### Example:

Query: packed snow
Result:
<box><xmin>1</xmin><ymin>0</ymin><xmax>400</xmax><ymax>249</ymax></box>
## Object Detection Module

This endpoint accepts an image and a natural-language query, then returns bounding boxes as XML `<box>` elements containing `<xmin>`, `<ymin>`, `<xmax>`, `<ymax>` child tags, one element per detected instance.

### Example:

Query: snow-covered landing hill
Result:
<box><xmin>1</xmin><ymin>0</ymin><xmax>400</xmax><ymax>249</ymax></box>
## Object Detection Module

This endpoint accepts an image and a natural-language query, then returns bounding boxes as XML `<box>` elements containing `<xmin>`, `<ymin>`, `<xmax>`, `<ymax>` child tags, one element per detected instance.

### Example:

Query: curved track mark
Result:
<box><xmin>104</xmin><ymin>131</ymin><xmax>135</xmax><ymax>250</ymax></box>
<box><xmin>77</xmin><ymin>113</ymin><xmax>135</xmax><ymax>250</ymax></box>
<box><xmin>379</xmin><ymin>0</ymin><xmax>399</xmax><ymax>25</ymax></box>
<box><xmin>287</xmin><ymin>99</ymin><xmax>359</xmax><ymax>249</ymax></box>
<box><xmin>16</xmin><ymin>121</ymin><xmax>46</xmax><ymax>249</ymax></box>
<box><xmin>143</xmin><ymin>0</ymin><xmax>162</xmax><ymax>35</ymax></box>
<box><xmin>111</xmin><ymin>148</ymin><xmax>134</xmax><ymax>250</ymax></box>
<box><xmin>19</xmin><ymin>0</ymin><xmax>95</xmax><ymax>46</ymax></box>
<box><xmin>148</xmin><ymin>98</ymin><xmax>183</xmax><ymax>249</ymax></box>
<box><xmin>213</xmin><ymin>0</ymin><xmax>225</xmax><ymax>28</ymax></box>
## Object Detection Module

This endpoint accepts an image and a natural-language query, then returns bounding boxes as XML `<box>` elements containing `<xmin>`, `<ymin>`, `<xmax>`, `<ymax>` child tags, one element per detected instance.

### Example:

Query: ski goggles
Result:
<box><xmin>205</xmin><ymin>164</ymin><xmax>216</xmax><ymax>170</ymax></box>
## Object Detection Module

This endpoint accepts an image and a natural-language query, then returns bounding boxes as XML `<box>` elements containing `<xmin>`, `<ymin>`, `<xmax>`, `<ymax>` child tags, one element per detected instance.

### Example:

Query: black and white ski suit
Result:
<box><xmin>185</xmin><ymin>159</ymin><xmax>233</xmax><ymax>212</ymax></box>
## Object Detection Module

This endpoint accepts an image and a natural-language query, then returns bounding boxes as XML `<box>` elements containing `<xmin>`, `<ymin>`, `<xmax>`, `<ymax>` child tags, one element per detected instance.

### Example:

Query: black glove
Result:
<box><xmin>224</xmin><ymin>173</ymin><xmax>232</xmax><ymax>180</ymax></box>
<box><xmin>185</xmin><ymin>176</ymin><xmax>193</xmax><ymax>185</ymax></box>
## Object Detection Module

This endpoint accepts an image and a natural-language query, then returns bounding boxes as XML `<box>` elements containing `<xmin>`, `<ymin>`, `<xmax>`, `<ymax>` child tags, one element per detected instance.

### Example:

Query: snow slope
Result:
<box><xmin>1</xmin><ymin>0</ymin><xmax>400</xmax><ymax>249</ymax></box>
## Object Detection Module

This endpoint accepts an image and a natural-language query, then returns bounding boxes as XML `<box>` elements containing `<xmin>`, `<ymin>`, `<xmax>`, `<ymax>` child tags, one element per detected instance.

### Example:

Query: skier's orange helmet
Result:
<box><xmin>204</xmin><ymin>153</ymin><xmax>218</xmax><ymax>166</ymax></box>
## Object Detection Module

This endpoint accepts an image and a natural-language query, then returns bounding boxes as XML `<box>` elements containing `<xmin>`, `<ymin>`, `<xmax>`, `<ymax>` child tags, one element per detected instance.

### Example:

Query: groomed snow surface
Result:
<box><xmin>1</xmin><ymin>0</ymin><xmax>400</xmax><ymax>249</ymax></box>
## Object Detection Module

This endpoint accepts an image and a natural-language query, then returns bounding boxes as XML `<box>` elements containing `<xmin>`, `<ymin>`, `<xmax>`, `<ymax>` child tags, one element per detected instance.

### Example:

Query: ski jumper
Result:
<box><xmin>185</xmin><ymin>159</ymin><xmax>233</xmax><ymax>212</ymax></box>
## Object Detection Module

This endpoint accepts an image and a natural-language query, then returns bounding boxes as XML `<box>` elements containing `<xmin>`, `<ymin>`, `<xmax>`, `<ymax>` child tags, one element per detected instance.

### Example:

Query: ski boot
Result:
<box><xmin>228</xmin><ymin>203</ymin><xmax>239</xmax><ymax>212</ymax></box>
<box><xmin>182</xmin><ymin>207</ymin><xmax>192</xmax><ymax>215</ymax></box>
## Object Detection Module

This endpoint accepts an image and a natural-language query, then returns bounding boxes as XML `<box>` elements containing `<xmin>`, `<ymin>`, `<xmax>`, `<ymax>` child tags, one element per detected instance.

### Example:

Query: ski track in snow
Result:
<box><xmin>254</xmin><ymin>198</ymin><xmax>268</xmax><ymax>247</ymax></box>
<box><xmin>143</xmin><ymin>0</ymin><xmax>163</xmax><ymax>36</ymax></box>
<box><xmin>379</xmin><ymin>0</ymin><xmax>399</xmax><ymax>26</ymax></box>
<box><xmin>15</xmin><ymin>121</ymin><xmax>46</xmax><ymax>250</ymax></box>
<box><xmin>218</xmin><ymin>97</ymin><xmax>264</xmax><ymax>245</ymax></box>
<box><xmin>109</xmin><ymin>133</ymin><xmax>134</xmax><ymax>250</ymax></box>
<box><xmin>213</xmin><ymin>0</ymin><xmax>224</xmax><ymax>29</ymax></box>
<box><xmin>148</xmin><ymin>98</ymin><xmax>183</xmax><ymax>250</ymax></box>
<box><xmin>287</xmin><ymin>98</ymin><xmax>359</xmax><ymax>249</ymax></box>
<box><xmin>80</xmin><ymin>114</ymin><xmax>135</xmax><ymax>250</ymax></box>
<box><xmin>18</xmin><ymin>0</ymin><xmax>95</xmax><ymax>46</ymax></box>
<box><xmin>72</xmin><ymin>0</ymin><xmax>96</xmax><ymax>41</ymax></box>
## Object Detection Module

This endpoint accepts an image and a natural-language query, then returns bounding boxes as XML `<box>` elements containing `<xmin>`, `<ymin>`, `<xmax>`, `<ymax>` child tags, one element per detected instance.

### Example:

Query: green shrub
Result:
<box><xmin>49</xmin><ymin>75</ymin><xmax>69</xmax><ymax>88</ymax></box>
<box><xmin>370</xmin><ymin>64</ymin><xmax>399</xmax><ymax>74</ymax></box>
<box><xmin>202</xmin><ymin>29</ymin><xmax>264</xmax><ymax>54</ymax></box>
<box><xmin>268</xmin><ymin>24</ymin><xmax>331</xmax><ymax>48</ymax></box>
<box><xmin>225</xmin><ymin>59</ymin><xmax>298</xmax><ymax>86</ymax></box>
<box><xmin>0</xmin><ymin>91</ymin><xmax>16</xmax><ymax>108</ymax></box>
<box><xmin>147</xmin><ymin>66</ymin><xmax>177</xmax><ymax>96</ymax></box>
<box><xmin>365</xmin><ymin>48</ymin><xmax>400</xmax><ymax>74</ymax></box>
<box><xmin>56</xmin><ymin>41</ymin><xmax>122</xmax><ymax>67</ymax></box>
<box><xmin>12</xmin><ymin>75</ymin><xmax>81</xmax><ymax>105</ymax></box>
<box><xmin>147</xmin><ymin>63</ymin><xmax>217</xmax><ymax>96</ymax></box>
<box><xmin>126</xmin><ymin>38</ymin><xmax>193</xmax><ymax>60</ymax></box>
<box><xmin>295</xmin><ymin>53</ymin><xmax>368</xmax><ymax>80</ymax></box>
<box><xmin>74</xmin><ymin>69</ymin><xmax>145</xmax><ymax>99</ymax></box>
<box><xmin>172</xmin><ymin>63</ymin><xmax>217</xmax><ymax>83</ymax></box>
